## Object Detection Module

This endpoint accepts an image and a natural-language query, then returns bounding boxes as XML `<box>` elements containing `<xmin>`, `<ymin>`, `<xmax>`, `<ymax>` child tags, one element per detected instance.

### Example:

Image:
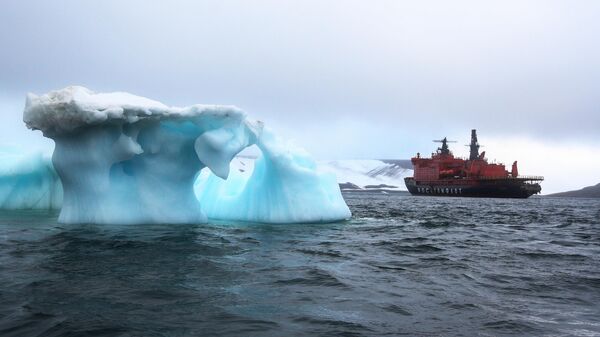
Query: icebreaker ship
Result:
<box><xmin>22</xmin><ymin>86</ymin><xmax>350</xmax><ymax>224</ymax></box>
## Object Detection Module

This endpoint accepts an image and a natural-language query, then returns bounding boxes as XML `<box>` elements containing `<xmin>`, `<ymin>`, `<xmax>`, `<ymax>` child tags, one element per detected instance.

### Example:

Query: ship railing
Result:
<box><xmin>478</xmin><ymin>175</ymin><xmax>544</xmax><ymax>181</ymax></box>
<box><xmin>516</xmin><ymin>175</ymin><xmax>544</xmax><ymax>181</ymax></box>
<box><xmin>411</xmin><ymin>175</ymin><xmax>545</xmax><ymax>183</ymax></box>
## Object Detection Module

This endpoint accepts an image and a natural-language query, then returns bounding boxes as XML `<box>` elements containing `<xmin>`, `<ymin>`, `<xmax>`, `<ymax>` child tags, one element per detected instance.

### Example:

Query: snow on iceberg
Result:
<box><xmin>0</xmin><ymin>148</ymin><xmax>62</xmax><ymax>210</ymax></box>
<box><xmin>23</xmin><ymin>86</ymin><xmax>350</xmax><ymax>224</ymax></box>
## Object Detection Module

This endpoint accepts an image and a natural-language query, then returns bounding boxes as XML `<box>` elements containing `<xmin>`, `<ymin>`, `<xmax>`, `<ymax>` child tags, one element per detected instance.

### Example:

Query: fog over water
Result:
<box><xmin>1</xmin><ymin>0</ymin><xmax>599</xmax><ymax>192</ymax></box>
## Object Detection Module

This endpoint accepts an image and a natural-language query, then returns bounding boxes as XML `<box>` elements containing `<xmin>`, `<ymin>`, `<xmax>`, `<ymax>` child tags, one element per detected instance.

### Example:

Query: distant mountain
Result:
<box><xmin>319</xmin><ymin>159</ymin><xmax>413</xmax><ymax>192</ymax></box>
<box><xmin>547</xmin><ymin>183</ymin><xmax>600</xmax><ymax>198</ymax></box>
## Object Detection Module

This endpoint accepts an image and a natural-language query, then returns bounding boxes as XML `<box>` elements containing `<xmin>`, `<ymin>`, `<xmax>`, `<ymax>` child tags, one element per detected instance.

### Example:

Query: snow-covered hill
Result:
<box><xmin>223</xmin><ymin>157</ymin><xmax>413</xmax><ymax>192</ymax></box>
<box><xmin>320</xmin><ymin>159</ymin><xmax>413</xmax><ymax>192</ymax></box>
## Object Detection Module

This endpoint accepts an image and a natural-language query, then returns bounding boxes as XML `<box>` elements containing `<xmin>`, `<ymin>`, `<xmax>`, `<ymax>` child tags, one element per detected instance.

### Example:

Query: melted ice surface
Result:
<box><xmin>20</xmin><ymin>87</ymin><xmax>350</xmax><ymax>224</ymax></box>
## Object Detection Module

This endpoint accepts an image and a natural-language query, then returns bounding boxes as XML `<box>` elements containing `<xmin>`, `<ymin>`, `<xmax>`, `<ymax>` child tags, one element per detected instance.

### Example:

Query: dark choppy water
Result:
<box><xmin>1</xmin><ymin>194</ymin><xmax>599</xmax><ymax>336</ymax></box>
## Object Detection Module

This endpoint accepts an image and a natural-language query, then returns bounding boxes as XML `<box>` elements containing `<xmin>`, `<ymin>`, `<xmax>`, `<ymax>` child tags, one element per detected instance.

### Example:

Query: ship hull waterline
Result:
<box><xmin>404</xmin><ymin>177</ymin><xmax>542</xmax><ymax>199</ymax></box>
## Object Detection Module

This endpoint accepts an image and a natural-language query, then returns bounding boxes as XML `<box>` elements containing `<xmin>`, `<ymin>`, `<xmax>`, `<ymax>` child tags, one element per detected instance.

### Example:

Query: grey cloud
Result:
<box><xmin>1</xmin><ymin>0</ymin><xmax>599</xmax><ymax>157</ymax></box>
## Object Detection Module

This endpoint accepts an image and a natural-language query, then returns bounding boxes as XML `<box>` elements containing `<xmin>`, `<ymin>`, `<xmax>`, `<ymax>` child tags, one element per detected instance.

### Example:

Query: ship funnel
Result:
<box><xmin>469</xmin><ymin>129</ymin><xmax>480</xmax><ymax>160</ymax></box>
<box><xmin>511</xmin><ymin>161</ymin><xmax>518</xmax><ymax>177</ymax></box>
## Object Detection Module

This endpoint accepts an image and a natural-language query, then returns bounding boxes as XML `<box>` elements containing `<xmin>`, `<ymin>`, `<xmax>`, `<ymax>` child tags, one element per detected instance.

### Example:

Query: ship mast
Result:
<box><xmin>469</xmin><ymin>129</ymin><xmax>480</xmax><ymax>160</ymax></box>
<box><xmin>433</xmin><ymin>137</ymin><xmax>456</xmax><ymax>155</ymax></box>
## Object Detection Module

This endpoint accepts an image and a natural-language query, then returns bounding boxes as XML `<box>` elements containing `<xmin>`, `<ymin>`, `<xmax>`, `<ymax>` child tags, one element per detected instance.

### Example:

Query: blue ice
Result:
<box><xmin>9</xmin><ymin>86</ymin><xmax>350</xmax><ymax>224</ymax></box>
<box><xmin>0</xmin><ymin>148</ymin><xmax>62</xmax><ymax>210</ymax></box>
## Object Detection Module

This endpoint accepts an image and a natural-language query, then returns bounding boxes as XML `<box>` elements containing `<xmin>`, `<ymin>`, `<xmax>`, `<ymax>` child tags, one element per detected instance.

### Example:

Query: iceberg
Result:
<box><xmin>21</xmin><ymin>86</ymin><xmax>350</xmax><ymax>224</ymax></box>
<box><xmin>195</xmin><ymin>134</ymin><xmax>349</xmax><ymax>223</ymax></box>
<box><xmin>0</xmin><ymin>149</ymin><xmax>62</xmax><ymax>210</ymax></box>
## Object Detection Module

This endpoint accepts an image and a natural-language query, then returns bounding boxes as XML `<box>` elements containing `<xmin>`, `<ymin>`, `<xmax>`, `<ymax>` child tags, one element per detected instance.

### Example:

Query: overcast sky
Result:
<box><xmin>1</xmin><ymin>0</ymin><xmax>599</xmax><ymax>192</ymax></box>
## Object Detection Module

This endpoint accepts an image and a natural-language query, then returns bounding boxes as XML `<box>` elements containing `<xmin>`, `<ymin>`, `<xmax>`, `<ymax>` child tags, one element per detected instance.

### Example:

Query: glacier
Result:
<box><xmin>20</xmin><ymin>86</ymin><xmax>350</xmax><ymax>224</ymax></box>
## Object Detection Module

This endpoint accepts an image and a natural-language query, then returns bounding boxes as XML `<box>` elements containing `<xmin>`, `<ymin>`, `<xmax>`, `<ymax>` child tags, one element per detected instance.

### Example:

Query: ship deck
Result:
<box><xmin>406</xmin><ymin>176</ymin><xmax>544</xmax><ymax>186</ymax></box>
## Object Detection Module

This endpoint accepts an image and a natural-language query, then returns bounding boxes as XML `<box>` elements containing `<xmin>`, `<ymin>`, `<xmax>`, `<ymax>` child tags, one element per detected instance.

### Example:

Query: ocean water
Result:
<box><xmin>0</xmin><ymin>194</ymin><xmax>599</xmax><ymax>337</ymax></box>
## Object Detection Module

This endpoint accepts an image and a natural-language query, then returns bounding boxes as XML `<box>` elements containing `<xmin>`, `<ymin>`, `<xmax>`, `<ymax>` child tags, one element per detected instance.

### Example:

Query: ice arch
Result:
<box><xmin>23</xmin><ymin>86</ymin><xmax>350</xmax><ymax>224</ymax></box>
<box><xmin>195</xmin><ymin>133</ymin><xmax>348</xmax><ymax>223</ymax></box>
